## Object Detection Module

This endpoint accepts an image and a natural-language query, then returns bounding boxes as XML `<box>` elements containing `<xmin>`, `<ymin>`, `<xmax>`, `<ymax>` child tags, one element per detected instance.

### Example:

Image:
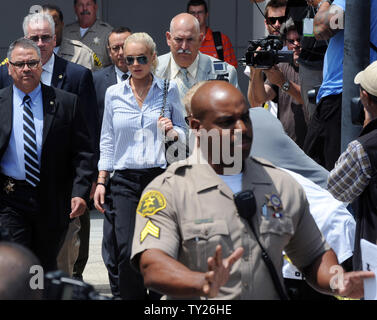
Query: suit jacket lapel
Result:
<box><xmin>0</xmin><ymin>86</ymin><xmax>13</xmax><ymax>155</ymax></box>
<box><xmin>51</xmin><ymin>54</ymin><xmax>66</xmax><ymax>89</ymax></box>
<box><xmin>41</xmin><ymin>84</ymin><xmax>57</xmax><ymax>146</ymax></box>
<box><xmin>107</xmin><ymin>65</ymin><xmax>117</xmax><ymax>86</ymax></box>
<box><xmin>196</xmin><ymin>53</ymin><xmax>212</xmax><ymax>81</ymax></box>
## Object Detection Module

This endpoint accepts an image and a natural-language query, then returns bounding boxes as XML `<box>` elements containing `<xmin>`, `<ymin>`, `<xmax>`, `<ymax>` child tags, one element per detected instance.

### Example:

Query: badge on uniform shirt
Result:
<box><xmin>140</xmin><ymin>220</ymin><xmax>160</xmax><ymax>243</ymax></box>
<box><xmin>93</xmin><ymin>37</ymin><xmax>100</xmax><ymax>45</ymax></box>
<box><xmin>265</xmin><ymin>194</ymin><xmax>283</xmax><ymax>211</ymax></box>
<box><xmin>137</xmin><ymin>190</ymin><xmax>167</xmax><ymax>217</ymax></box>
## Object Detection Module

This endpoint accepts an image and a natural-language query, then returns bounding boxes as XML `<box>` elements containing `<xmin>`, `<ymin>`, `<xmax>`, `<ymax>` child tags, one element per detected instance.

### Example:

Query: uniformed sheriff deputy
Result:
<box><xmin>131</xmin><ymin>81</ymin><xmax>374</xmax><ymax>300</ymax></box>
<box><xmin>63</xmin><ymin>0</ymin><xmax>112</xmax><ymax>69</ymax></box>
<box><xmin>42</xmin><ymin>4</ymin><xmax>95</xmax><ymax>70</ymax></box>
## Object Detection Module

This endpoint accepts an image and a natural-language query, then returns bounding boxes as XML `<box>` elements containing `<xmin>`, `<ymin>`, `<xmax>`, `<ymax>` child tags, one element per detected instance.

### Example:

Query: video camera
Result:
<box><xmin>43</xmin><ymin>270</ymin><xmax>113</xmax><ymax>300</ymax></box>
<box><xmin>240</xmin><ymin>35</ymin><xmax>293</xmax><ymax>69</ymax></box>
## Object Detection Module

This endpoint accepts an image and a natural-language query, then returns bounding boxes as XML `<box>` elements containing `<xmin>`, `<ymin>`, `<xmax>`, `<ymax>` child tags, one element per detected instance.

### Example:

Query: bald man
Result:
<box><xmin>131</xmin><ymin>81</ymin><xmax>373</xmax><ymax>300</ymax></box>
<box><xmin>155</xmin><ymin>13</ymin><xmax>238</xmax><ymax>114</ymax></box>
<box><xmin>0</xmin><ymin>242</ymin><xmax>42</xmax><ymax>300</ymax></box>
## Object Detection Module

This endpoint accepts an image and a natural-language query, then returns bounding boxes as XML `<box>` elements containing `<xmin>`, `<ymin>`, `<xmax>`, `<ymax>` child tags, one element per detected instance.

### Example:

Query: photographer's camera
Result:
<box><xmin>240</xmin><ymin>35</ymin><xmax>293</xmax><ymax>69</ymax></box>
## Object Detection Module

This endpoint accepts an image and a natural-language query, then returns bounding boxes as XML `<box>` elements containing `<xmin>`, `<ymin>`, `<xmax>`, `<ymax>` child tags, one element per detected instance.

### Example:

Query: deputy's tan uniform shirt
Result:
<box><xmin>57</xmin><ymin>38</ymin><xmax>95</xmax><ymax>70</ymax></box>
<box><xmin>131</xmin><ymin>155</ymin><xmax>329</xmax><ymax>300</ymax></box>
<box><xmin>63</xmin><ymin>19</ymin><xmax>112</xmax><ymax>70</ymax></box>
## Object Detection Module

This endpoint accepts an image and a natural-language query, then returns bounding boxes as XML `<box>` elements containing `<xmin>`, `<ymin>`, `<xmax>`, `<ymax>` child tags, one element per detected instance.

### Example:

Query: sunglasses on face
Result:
<box><xmin>28</xmin><ymin>35</ymin><xmax>53</xmax><ymax>44</ymax></box>
<box><xmin>9</xmin><ymin>60</ymin><xmax>40</xmax><ymax>69</ymax></box>
<box><xmin>266</xmin><ymin>16</ymin><xmax>287</xmax><ymax>25</ymax></box>
<box><xmin>185</xmin><ymin>115</ymin><xmax>192</xmax><ymax>125</ymax></box>
<box><xmin>124</xmin><ymin>55</ymin><xmax>148</xmax><ymax>66</ymax></box>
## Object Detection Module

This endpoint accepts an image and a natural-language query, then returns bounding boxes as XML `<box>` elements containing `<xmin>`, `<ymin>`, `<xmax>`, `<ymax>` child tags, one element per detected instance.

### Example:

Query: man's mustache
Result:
<box><xmin>177</xmin><ymin>49</ymin><xmax>192</xmax><ymax>54</ymax></box>
<box><xmin>80</xmin><ymin>10</ymin><xmax>91</xmax><ymax>16</ymax></box>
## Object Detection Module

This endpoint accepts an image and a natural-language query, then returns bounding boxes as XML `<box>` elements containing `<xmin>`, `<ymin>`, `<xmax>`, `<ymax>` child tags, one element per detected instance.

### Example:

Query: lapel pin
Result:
<box><xmin>58</xmin><ymin>74</ymin><xmax>63</xmax><ymax>79</ymax></box>
<box><xmin>4</xmin><ymin>178</ymin><xmax>15</xmax><ymax>194</ymax></box>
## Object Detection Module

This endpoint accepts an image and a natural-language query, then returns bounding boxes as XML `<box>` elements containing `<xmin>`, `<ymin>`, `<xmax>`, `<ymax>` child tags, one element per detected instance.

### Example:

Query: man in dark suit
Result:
<box><xmin>0</xmin><ymin>12</ymin><xmax>99</xmax><ymax>279</ymax></box>
<box><xmin>93</xmin><ymin>26</ymin><xmax>131</xmax><ymax>298</ymax></box>
<box><xmin>0</xmin><ymin>38</ymin><xmax>95</xmax><ymax>272</ymax></box>
<box><xmin>93</xmin><ymin>26</ymin><xmax>131</xmax><ymax>123</ymax></box>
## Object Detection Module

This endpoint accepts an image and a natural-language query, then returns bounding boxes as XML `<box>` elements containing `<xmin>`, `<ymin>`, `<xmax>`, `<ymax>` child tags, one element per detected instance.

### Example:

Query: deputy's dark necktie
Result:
<box><xmin>23</xmin><ymin>95</ymin><xmax>40</xmax><ymax>187</ymax></box>
<box><xmin>122</xmin><ymin>73</ymin><xmax>129</xmax><ymax>81</ymax></box>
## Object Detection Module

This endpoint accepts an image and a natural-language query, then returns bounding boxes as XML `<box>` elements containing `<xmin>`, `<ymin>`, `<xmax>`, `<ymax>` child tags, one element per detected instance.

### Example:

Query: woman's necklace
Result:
<box><xmin>132</xmin><ymin>76</ymin><xmax>151</xmax><ymax>102</ymax></box>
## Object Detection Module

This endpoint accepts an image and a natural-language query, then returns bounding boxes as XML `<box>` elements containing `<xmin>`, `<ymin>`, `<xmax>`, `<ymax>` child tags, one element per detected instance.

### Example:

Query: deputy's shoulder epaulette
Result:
<box><xmin>165</xmin><ymin>158</ymin><xmax>192</xmax><ymax>175</ymax></box>
<box><xmin>251</xmin><ymin>156</ymin><xmax>277</xmax><ymax>169</ymax></box>
<box><xmin>99</xmin><ymin>20</ymin><xmax>112</xmax><ymax>29</ymax></box>
<box><xmin>68</xmin><ymin>39</ymin><xmax>83</xmax><ymax>47</ymax></box>
<box><xmin>68</xmin><ymin>39</ymin><xmax>94</xmax><ymax>52</ymax></box>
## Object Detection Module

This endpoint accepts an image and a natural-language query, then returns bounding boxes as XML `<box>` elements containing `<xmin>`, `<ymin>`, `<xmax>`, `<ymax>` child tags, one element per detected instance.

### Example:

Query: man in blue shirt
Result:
<box><xmin>0</xmin><ymin>38</ymin><xmax>95</xmax><ymax>272</ymax></box>
<box><xmin>303</xmin><ymin>0</ymin><xmax>377</xmax><ymax>170</ymax></box>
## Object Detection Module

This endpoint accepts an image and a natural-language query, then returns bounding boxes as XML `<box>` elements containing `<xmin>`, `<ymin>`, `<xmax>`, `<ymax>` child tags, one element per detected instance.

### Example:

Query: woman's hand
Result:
<box><xmin>94</xmin><ymin>184</ymin><xmax>106</xmax><ymax>214</ymax></box>
<box><xmin>158</xmin><ymin>116</ymin><xmax>174</xmax><ymax>134</ymax></box>
<box><xmin>158</xmin><ymin>116</ymin><xmax>179</xmax><ymax>141</ymax></box>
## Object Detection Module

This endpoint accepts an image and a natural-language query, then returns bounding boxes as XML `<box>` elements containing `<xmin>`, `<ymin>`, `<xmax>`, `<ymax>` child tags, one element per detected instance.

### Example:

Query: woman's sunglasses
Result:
<box><xmin>125</xmin><ymin>55</ymin><xmax>148</xmax><ymax>66</ymax></box>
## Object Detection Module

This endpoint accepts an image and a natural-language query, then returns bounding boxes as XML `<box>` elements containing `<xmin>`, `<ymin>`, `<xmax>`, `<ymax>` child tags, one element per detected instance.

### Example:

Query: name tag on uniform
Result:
<box><xmin>194</xmin><ymin>218</ymin><xmax>214</xmax><ymax>224</ymax></box>
<box><xmin>303</xmin><ymin>18</ymin><xmax>315</xmax><ymax>37</ymax></box>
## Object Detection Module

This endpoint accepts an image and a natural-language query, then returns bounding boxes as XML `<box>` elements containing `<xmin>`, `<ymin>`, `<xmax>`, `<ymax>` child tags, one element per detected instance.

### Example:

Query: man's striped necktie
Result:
<box><xmin>23</xmin><ymin>95</ymin><xmax>40</xmax><ymax>187</ymax></box>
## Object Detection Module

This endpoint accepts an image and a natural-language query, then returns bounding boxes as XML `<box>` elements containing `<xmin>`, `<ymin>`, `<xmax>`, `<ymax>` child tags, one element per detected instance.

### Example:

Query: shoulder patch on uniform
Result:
<box><xmin>0</xmin><ymin>57</ymin><xmax>8</xmax><ymax>66</ymax></box>
<box><xmin>137</xmin><ymin>190</ymin><xmax>167</xmax><ymax>217</ymax></box>
<box><xmin>140</xmin><ymin>220</ymin><xmax>160</xmax><ymax>243</ymax></box>
<box><xmin>93</xmin><ymin>52</ymin><xmax>102</xmax><ymax>67</ymax></box>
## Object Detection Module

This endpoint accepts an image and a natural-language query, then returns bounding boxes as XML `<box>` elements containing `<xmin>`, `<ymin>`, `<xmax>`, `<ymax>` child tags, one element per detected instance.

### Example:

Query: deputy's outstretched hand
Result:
<box><xmin>202</xmin><ymin>245</ymin><xmax>244</xmax><ymax>298</ymax></box>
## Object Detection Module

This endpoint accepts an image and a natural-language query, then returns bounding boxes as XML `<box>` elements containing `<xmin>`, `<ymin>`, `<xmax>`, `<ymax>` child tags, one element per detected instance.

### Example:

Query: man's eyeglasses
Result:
<box><xmin>125</xmin><ymin>55</ymin><xmax>148</xmax><ymax>66</ymax></box>
<box><xmin>109</xmin><ymin>45</ymin><xmax>123</xmax><ymax>52</ymax></box>
<box><xmin>9</xmin><ymin>60</ymin><xmax>40</xmax><ymax>69</ymax></box>
<box><xmin>266</xmin><ymin>16</ymin><xmax>287</xmax><ymax>25</ymax></box>
<box><xmin>28</xmin><ymin>35</ymin><xmax>53</xmax><ymax>44</ymax></box>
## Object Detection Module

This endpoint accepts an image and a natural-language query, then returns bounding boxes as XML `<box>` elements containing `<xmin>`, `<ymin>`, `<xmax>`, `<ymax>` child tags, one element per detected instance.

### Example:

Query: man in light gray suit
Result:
<box><xmin>155</xmin><ymin>13</ymin><xmax>238</xmax><ymax>116</ymax></box>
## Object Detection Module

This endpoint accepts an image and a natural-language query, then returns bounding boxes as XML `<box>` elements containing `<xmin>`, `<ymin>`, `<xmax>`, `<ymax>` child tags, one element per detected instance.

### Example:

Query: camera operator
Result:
<box><xmin>327</xmin><ymin>61</ymin><xmax>377</xmax><ymax>272</ymax></box>
<box><xmin>245</xmin><ymin>0</ymin><xmax>288</xmax><ymax>117</ymax></box>
<box><xmin>248</xmin><ymin>19</ymin><xmax>308</xmax><ymax>149</ymax></box>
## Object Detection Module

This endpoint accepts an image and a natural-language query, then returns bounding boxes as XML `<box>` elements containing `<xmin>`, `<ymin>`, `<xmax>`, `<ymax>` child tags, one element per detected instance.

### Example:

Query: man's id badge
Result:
<box><xmin>303</xmin><ymin>18</ymin><xmax>315</xmax><ymax>37</ymax></box>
